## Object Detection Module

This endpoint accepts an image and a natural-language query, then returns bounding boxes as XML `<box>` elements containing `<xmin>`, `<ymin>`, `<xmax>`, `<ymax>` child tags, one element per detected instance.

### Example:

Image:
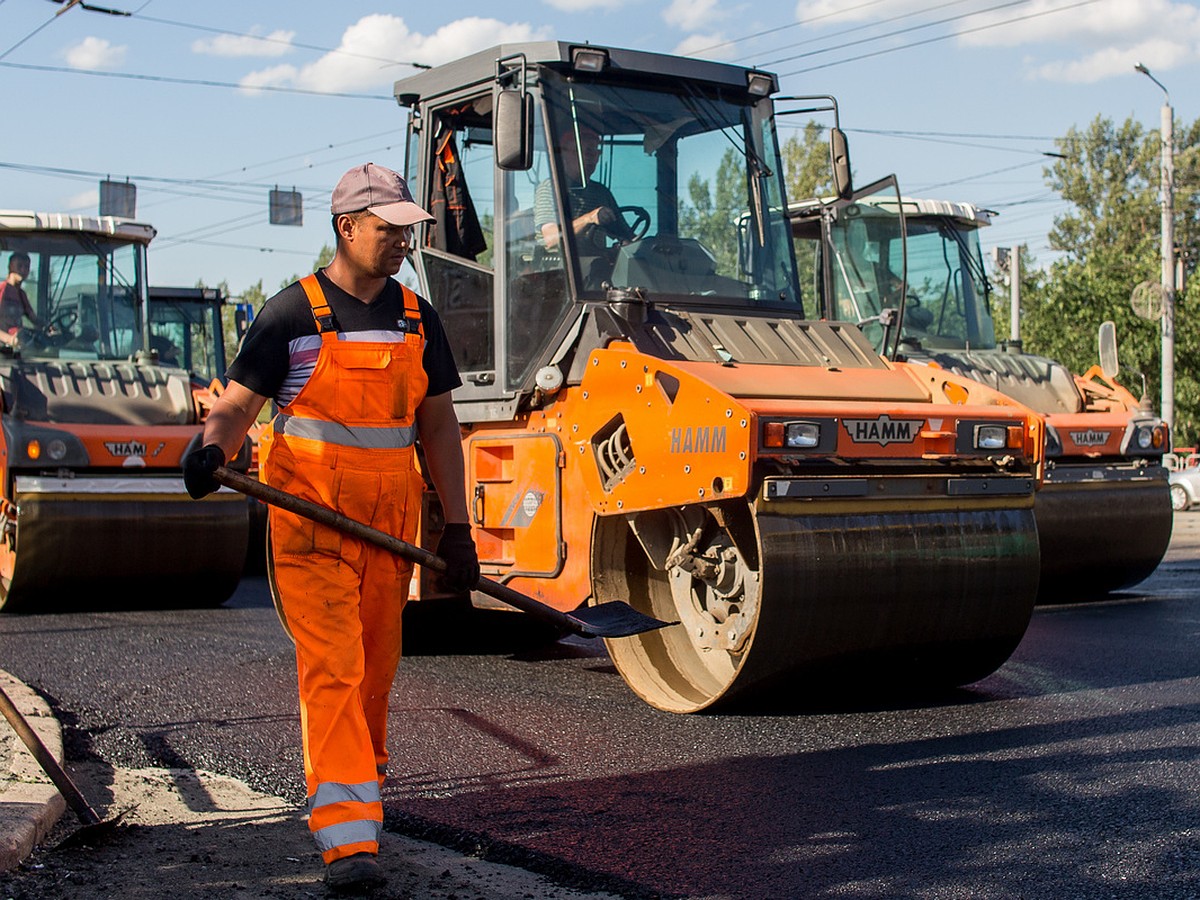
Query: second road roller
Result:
<box><xmin>0</xmin><ymin>211</ymin><xmax>252</xmax><ymax>611</ymax></box>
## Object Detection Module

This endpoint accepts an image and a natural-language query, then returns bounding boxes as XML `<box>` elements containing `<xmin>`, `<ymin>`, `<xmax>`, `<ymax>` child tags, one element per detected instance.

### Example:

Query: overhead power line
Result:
<box><xmin>0</xmin><ymin>6</ymin><xmax>68</xmax><ymax>60</ymax></box>
<box><xmin>846</xmin><ymin>129</ymin><xmax>1055</xmax><ymax>156</ymax></box>
<box><xmin>0</xmin><ymin>160</ymin><xmax>326</xmax><ymax>192</ymax></box>
<box><xmin>917</xmin><ymin>158</ymin><xmax>1048</xmax><ymax>192</ymax></box>
<box><xmin>131</xmin><ymin>12</ymin><xmax>431</xmax><ymax>69</ymax></box>
<box><xmin>751</xmin><ymin>0</ymin><xmax>988</xmax><ymax>66</ymax></box>
<box><xmin>0</xmin><ymin>60</ymin><xmax>392</xmax><ymax>100</ymax></box>
<box><xmin>690</xmin><ymin>0</ymin><xmax>895</xmax><ymax>56</ymax></box>
<box><xmin>850</xmin><ymin>128</ymin><xmax>1057</xmax><ymax>141</ymax></box>
<box><xmin>778</xmin><ymin>0</ymin><xmax>1103</xmax><ymax>76</ymax></box>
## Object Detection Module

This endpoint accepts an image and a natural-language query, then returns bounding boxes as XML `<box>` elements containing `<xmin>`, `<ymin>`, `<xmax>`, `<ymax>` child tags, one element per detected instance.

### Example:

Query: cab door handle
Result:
<box><xmin>473</xmin><ymin>484</ymin><xmax>485</xmax><ymax>526</ymax></box>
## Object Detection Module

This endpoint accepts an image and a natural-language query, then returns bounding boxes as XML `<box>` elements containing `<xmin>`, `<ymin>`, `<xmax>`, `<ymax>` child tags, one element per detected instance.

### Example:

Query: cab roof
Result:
<box><xmin>787</xmin><ymin>195</ymin><xmax>996</xmax><ymax>230</ymax></box>
<box><xmin>0</xmin><ymin>210</ymin><xmax>157</xmax><ymax>244</ymax></box>
<box><xmin>393</xmin><ymin>40</ymin><xmax>778</xmax><ymax>107</ymax></box>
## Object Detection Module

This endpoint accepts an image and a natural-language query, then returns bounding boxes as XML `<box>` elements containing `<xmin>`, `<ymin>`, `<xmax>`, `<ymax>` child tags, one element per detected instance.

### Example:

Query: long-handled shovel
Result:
<box><xmin>213</xmin><ymin>467</ymin><xmax>674</xmax><ymax>639</ymax></box>
<box><xmin>0</xmin><ymin>683</ymin><xmax>126</xmax><ymax>847</ymax></box>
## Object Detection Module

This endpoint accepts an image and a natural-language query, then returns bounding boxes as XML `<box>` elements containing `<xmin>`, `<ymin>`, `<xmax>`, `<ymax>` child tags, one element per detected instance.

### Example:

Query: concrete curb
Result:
<box><xmin>0</xmin><ymin>669</ymin><xmax>66</xmax><ymax>872</ymax></box>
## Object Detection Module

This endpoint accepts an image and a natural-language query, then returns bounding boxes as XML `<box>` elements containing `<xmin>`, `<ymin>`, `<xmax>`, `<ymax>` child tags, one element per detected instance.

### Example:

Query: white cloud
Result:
<box><xmin>795</xmin><ymin>0</ymin><xmax>1200</xmax><ymax>84</ymax></box>
<box><xmin>664</xmin><ymin>0</ymin><xmax>722</xmax><ymax>32</ymax></box>
<box><xmin>193</xmin><ymin>28</ymin><xmax>295</xmax><ymax>59</ymax></box>
<box><xmin>62</xmin><ymin>36</ymin><xmax>126</xmax><ymax>70</ymax></box>
<box><xmin>65</xmin><ymin>189</ymin><xmax>98</xmax><ymax>213</ymax></box>
<box><xmin>672</xmin><ymin>33</ymin><xmax>737</xmax><ymax>60</ymax></box>
<box><xmin>542</xmin><ymin>0</ymin><xmax>626</xmax><ymax>10</ymax></box>
<box><xmin>959</xmin><ymin>0</ymin><xmax>1199</xmax><ymax>47</ymax></box>
<box><xmin>240</xmin><ymin>15</ymin><xmax>550</xmax><ymax>94</ymax></box>
<box><xmin>1029</xmin><ymin>38</ymin><xmax>1193</xmax><ymax>84</ymax></box>
<box><xmin>240</xmin><ymin>63</ymin><xmax>299</xmax><ymax>92</ymax></box>
<box><xmin>958</xmin><ymin>0</ymin><xmax>1200</xmax><ymax>83</ymax></box>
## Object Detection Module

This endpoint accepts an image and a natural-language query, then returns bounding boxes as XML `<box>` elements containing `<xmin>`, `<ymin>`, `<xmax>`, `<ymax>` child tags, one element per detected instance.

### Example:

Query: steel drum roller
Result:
<box><xmin>593</xmin><ymin>502</ymin><xmax>1039</xmax><ymax>713</ymax></box>
<box><xmin>1034</xmin><ymin>473</ymin><xmax>1171</xmax><ymax>600</ymax></box>
<box><xmin>1</xmin><ymin>486</ymin><xmax>248</xmax><ymax>610</ymax></box>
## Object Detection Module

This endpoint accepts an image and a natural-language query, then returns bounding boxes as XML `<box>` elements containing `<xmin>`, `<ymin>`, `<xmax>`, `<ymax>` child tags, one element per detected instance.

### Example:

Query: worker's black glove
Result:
<box><xmin>182</xmin><ymin>444</ymin><xmax>225</xmax><ymax>499</ymax></box>
<box><xmin>436</xmin><ymin>523</ymin><xmax>480</xmax><ymax>594</ymax></box>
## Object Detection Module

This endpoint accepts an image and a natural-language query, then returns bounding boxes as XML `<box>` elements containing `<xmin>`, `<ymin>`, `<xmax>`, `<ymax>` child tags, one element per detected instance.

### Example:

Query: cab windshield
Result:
<box><xmin>824</xmin><ymin>195</ymin><xmax>997</xmax><ymax>351</ymax></box>
<box><xmin>902</xmin><ymin>216</ymin><xmax>996</xmax><ymax>350</ymax></box>
<box><xmin>535</xmin><ymin>69</ymin><xmax>800</xmax><ymax>307</ymax></box>
<box><xmin>148</xmin><ymin>291</ymin><xmax>225</xmax><ymax>383</ymax></box>
<box><xmin>0</xmin><ymin>233</ymin><xmax>146</xmax><ymax>362</ymax></box>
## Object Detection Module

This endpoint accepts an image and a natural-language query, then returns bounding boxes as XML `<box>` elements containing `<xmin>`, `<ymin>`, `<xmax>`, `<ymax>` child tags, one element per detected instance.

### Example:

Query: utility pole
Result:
<box><xmin>1010</xmin><ymin>246</ymin><xmax>1021</xmax><ymax>344</ymax></box>
<box><xmin>1136</xmin><ymin>63</ymin><xmax>1175</xmax><ymax>431</ymax></box>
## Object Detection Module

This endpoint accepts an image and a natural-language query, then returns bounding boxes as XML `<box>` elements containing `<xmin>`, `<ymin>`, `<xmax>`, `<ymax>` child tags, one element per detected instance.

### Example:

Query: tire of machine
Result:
<box><xmin>592</xmin><ymin>501</ymin><xmax>1040</xmax><ymax>714</ymax></box>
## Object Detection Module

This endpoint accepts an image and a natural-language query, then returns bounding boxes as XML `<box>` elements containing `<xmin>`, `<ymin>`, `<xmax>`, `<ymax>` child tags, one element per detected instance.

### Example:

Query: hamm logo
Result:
<box><xmin>843</xmin><ymin>415</ymin><xmax>923</xmax><ymax>447</ymax></box>
<box><xmin>105</xmin><ymin>441</ymin><xmax>147</xmax><ymax>457</ymax></box>
<box><xmin>1068</xmin><ymin>429</ymin><xmax>1111</xmax><ymax>447</ymax></box>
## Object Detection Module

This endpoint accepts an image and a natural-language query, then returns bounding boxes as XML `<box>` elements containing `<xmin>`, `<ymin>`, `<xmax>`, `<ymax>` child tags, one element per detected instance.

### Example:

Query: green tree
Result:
<box><xmin>780</xmin><ymin>123</ymin><xmax>836</xmax><ymax>310</ymax></box>
<box><xmin>221</xmin><ymin>279</ymin><xmax>266</xmax><ymax>368</ymax></box>
<box><xmin>1020</xmin><ymin>114</ymin><xmax>1200</xmax><ymax>444</ymax></box>
<box><xmin>678</xmin><ymin>149</ymin><xmax>743</xmax><ymax>276</ymax></box>
<box><xmin>781</xmin><ymin>121</ymin><xmax>835</xmax><ymax>202</ymax></box>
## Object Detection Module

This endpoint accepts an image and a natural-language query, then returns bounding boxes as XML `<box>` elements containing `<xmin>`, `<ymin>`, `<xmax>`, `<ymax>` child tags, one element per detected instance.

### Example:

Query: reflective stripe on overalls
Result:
<box><xmin>262</xmin><ymin>273</ymin><xmax>427</xmax><ymax>864</ymax></box>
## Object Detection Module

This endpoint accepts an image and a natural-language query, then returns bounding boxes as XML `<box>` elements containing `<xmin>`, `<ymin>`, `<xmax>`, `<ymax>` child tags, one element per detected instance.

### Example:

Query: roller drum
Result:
<box><xmin>595</xmin><ymin>503</ymin><xmax>1039</xmax><ymax>713</ymax></box>
<box><xmin>1034</xmin><ymin>473</ymin><xmax>1172</xmax><ymax>601</ymax></box>
<box><xmin>1</xmin><ymin>488</ymin><xmax>248</xmax><ymax>611</ymax></box>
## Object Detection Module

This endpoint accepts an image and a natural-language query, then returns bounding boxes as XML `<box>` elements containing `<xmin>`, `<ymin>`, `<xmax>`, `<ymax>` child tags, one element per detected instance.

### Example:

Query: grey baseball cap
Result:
<box><xmin>330</xmin><ymin>163</ymin><xmax>434</xmax><ymax>226</ymax></box>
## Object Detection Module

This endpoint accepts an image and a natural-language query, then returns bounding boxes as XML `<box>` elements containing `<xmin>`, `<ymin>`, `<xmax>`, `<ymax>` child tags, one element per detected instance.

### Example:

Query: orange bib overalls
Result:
<box><xmin>262</xmin><ymin>273</ymin><xmax>427</xmax><ymax>864</ymax></box>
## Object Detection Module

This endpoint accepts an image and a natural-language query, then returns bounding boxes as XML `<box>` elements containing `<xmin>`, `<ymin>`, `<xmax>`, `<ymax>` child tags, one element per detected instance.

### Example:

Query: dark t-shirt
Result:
<box><xmin>226</xmin><ymin>270</ymin><xmax>461</xmax><ymax>405</ymax></box>
<box><xmin>0</xmin><ymin>283</ymin><xmax>34</xmax><ymax>333</ymax></box>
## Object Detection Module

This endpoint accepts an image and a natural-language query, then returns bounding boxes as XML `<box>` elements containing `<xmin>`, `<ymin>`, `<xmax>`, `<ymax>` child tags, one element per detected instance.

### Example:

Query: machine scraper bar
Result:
<box><xmin>214</xmin><ymin>467</ymin><xmax>674</xmax><ymax>639</ymax></box>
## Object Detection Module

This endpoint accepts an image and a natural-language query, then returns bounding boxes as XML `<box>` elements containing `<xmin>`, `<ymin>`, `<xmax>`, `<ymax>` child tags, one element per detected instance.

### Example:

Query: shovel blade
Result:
<box><xmin>52</xmin><ymin>808</ymin><xmax>131</xmax><ymax>849</ymax></box>
<box><xmin>565</xmin><ymin>602</ymin><xmax>677</xmax><ymax>639</ymax></box>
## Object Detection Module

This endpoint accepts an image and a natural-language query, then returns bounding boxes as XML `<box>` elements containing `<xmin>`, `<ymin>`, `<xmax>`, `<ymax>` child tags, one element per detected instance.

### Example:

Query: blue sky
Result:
<box><xmin>1</xmin><ymin>0</ymin><xmax>1197</xmax><ymax>299</ymax></box>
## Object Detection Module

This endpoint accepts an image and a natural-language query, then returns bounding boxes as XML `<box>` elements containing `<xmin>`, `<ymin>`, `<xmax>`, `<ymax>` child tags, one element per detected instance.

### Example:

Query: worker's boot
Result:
<box><xmin>324</xmin><ymin>852</ymin><xmax>386</xmax><ymax>895</ymax></box>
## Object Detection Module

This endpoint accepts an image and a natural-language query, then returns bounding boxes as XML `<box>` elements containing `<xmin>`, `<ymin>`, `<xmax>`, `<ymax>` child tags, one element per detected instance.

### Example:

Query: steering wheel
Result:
<box><xmin>44</xmin><ymin>309</ymin><xmax>79</xmax><ymax>337</ymax></box>
<box><xmin>614</xmin><ymin>205</ymin><xmax>651</xmax><ymax>241</ymax></box>
<box><xmin>18</xmin><ymin>309</ymin><xmax>81</xmax><ymax>349</ymax></box>
<box><xmin>904</xmin><ymin>296</ymin><xmax>934</xmax><ymax>331</ymax></box>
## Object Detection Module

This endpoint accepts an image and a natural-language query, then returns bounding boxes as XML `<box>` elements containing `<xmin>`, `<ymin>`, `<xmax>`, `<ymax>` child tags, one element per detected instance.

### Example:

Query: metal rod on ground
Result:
<box><xmin>0</xmin><ymin>684</ymin><xmax>100</xmax><ymax>826</ymax></box>
<box><xmin>0</xmin><ymin>682</ymin><xmax>126</xmax><ymax>846</ymax></box>
<box><xmin>213</xmin><ymin>466</ymin><xmax>674</xmax><ymax>639</ymax></box>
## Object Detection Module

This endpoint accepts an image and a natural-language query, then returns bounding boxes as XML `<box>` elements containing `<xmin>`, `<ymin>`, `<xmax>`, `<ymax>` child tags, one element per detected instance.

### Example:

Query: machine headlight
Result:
<box><xmin>47</xmin><ymin>439</ymin><xmax>68</xmax><ymax>461</ymax></box>
<box><xmin>975</xmin><ymin>425</ymin><xmax>1007</xmax><ymax>450</ymax></box>
<box><xmin>571</xmin><ymin>47</ymin><xmax>608</xmax><ymax>73</ymax></box>
<box><xmin>1136</xmin><ymin>426</ymin><xmax>1153</xmax><ymax>449</ymax></box>
<box><xmin>746</xmin><ymin>72</ymin><xmax>774</xmax><ymax>96</ymax></box>
<box><xmin>763</xmin><ymin>421</ymin><xmax>821</xmax><ymax>449</ymax></box>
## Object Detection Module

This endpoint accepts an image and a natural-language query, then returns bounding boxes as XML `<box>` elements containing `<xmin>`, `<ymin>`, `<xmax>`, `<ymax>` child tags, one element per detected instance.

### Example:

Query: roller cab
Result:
<box><xmin>0</xmin><ymin>212</ymin><xmax>251</xmax><ymax>611</ymax></box>
<box><xmin>394</xmin><ymin>43</ymin><xmax>1043</xmax><ymax>710</ymax></box>
<box><xmin>790</xmin><ymin>190</ymin><xmax>1171</xmax><ymax>601</ymax></box>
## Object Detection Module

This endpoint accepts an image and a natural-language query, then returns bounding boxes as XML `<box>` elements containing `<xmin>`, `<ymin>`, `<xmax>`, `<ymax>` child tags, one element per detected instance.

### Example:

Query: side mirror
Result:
<box><xmin>831</xmin><ymin>127</ymin><xmax>853</xmax><ymax>200</ymax></box>
<box><xmin>1098</xmin><ymin>320</ymin><xmax>1119</xmax><ymax>380</ymax></box>
<box><xmin>495</xmin><ymin>89</ymin><xmax>533</xmax><ymax>171</ymax></box>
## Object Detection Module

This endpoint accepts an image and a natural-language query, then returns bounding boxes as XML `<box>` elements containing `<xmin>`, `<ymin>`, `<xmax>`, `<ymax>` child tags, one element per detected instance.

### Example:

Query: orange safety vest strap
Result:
<box><xmin>398</xmin><ymin>282</ymin><xmax>424</xmax><ymax>343</ymax></box>
<box><xmin>299</xmin><ymin>273</ymin><xmax>338</xmax><ymax>333</ymax></box>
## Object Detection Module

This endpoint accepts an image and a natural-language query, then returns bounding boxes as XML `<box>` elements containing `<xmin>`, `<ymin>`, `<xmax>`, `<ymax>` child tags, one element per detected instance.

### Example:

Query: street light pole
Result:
<box><xmin>1135</xmin><ymin>63</ymin><xmax>1175</xmax><ymax>432</ymax></box>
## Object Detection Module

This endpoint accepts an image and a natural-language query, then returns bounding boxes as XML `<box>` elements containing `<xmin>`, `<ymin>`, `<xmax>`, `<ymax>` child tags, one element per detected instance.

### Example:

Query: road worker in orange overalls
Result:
<box><xmin>183</xmin><ymin>163</ymin><xmax>478</xmax><ymax>895</ymax></box>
